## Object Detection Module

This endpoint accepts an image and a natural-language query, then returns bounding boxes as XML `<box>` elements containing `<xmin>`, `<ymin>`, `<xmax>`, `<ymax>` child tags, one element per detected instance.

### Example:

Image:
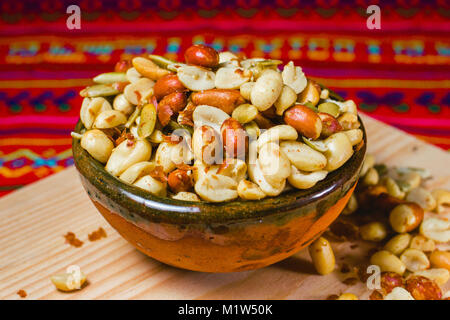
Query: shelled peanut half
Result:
<box><xmin>73</xmin><ymin>44</ymin><xmax>364</xmax><ymax>203</ymax></box>
<box><xmin>318</xmin><ymin>154</ymin><xmax>450</xmax><ymax>300</ymax></box>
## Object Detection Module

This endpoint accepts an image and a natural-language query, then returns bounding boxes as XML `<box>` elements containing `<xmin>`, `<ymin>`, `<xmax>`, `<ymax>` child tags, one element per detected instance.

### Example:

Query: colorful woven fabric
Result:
<box><xmin>0</xmin><ymin>0</ymin><xmax>449</xmax><ymax>197</ymax></box>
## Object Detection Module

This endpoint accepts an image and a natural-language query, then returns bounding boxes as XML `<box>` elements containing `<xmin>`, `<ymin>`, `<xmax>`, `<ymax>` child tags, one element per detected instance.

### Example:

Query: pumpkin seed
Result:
<box><xmin>148</xmin><ymin>54</ymin><xmax>176</xmax><ymax>69</ymax></box>
<box><xmin>80</xmin><ymin>84</ymin><xmax>119</xmax><ymax>97</ymax></box>
<box><xmin>318</xmin><ymin>102</ymin><xmax>340</xmax><ymax>118</ymax></box>
<box><xmin>93</xmin><ymin>72</ymin><xmax>128</xmax><ymax>84</ymax></box>
<box><xmin>125</xmin><ymin>104</ymin><xmax>143</xmax><ymax>128</ymax></box>
<box><xmin>137</xmin><ymin>103</ymin><xmax>157</xmax><ymax>138</ymax></box>
<box><xmin>302</xmin><ymin>136</ymin><xmax>328</xmax><ymax>152</ymax></box>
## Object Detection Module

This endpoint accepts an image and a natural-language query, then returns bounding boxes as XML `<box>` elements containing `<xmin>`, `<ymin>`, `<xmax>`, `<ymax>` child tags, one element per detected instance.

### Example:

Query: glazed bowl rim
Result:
<box><xmin>73</xmin><ymin>115</ymin><xmax>366</xmax><ymax>225</ymax></box>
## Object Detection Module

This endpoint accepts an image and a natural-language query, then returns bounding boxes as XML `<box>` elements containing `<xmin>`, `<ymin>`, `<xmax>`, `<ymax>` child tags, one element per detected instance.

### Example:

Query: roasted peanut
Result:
<box><xmin>232</xmin><ymin>104</ymin><xmax>258</xmax><ymax>124</ymax></box>
<box><xmin>119</xmin><ymin>161</ymin><xmax>156</xmax><ymax>184</ymax></box>
<box><xmin>405</xmin><ymin>275</ymin><xmax>442</xmax><ymax>300</ymax></box>
<box><xmin>168</xmin><ymin>169</ymin><xmax>193</xmax><ymax>193</ymax></box>
<box><xmin>115</xmin><ymin>59</ymin><xmax>132</xmax><ymax>73</ymax></box>
<box><xmin>80</xmin><ymin>97</ymin><xmax>112</xmax><ymax>129</ymax></box>
<box><xmin>51</xmin><ymin>270</ymin><xmax>87</xmax><ymax>292</ymax></box>
<box><xmin>283</xmin><ymin>105</ymin><xmax>322</xmax><ymax>140</ymax></box>
<box><xmin>363</xmin><ymin>167</ymin><xmax>379</xmax><ymax>186</ymax></box>
<box><xmin>217</xmin><ymin>158</ymin><xmax>247</xmax><ymax>183</ymax></box>
<box><xmin>126</xmin><ymin>67</ymin><xmax>141</xmax><ymax>83</ymax></box>
<box><xmin>106</xmin><ymin>138</ymin><xmax>152</xmax><ymax>176</ymax></box>
<box><xmin>113</xmin><ymin>93</ymin><xmax>134</xmax><ymax>115</ymax></box>
<box><xmin>281</xmin><ymin>61</ymin><xmax>307</xmax><ymax>94</ymax></box>
<box><xmin>250</xmin><ymin>69</ymin><xmax>283</xmax><ymax>111</ymax></box>
<box><xmin>431</xmin><ymin>189</ymin><xmax>450</xmax><ymax>213</ymax></box>
<box><xmin>132</xmin><ymin>57</ymin><xmax>170</xmax><ymax>80</ymax></box>
<box><xmin>154</xmin><ymin>141</ymin><xmax>192</xmax><ymax>173</ymax></box>
<box><xmin>177</xmin><ymin>65</ymin><xmax>215</xmax><ymax>91</ymax></box>
<box><xmin>380</xmin><ymin>272</ymin><xmax>404</xmax><ymax>294</ymax></box>
<box><xmin>221</xmin><ymin>118</ymin><xmax>248</xmax><ymax>159</ymax></box>
<box><xmin>308</xmin><ymin>237</ymin><xmax>335</xmax><ymax>275</ymax></box>
<box><xmin>337</xmin><ymin>112</ymin><xmax>360</xmax><ymax>130</ymax></box>
<box><xmin>171</xmin><ymin>191</ymin><xmax>201</xmax><ymax>202</ymax></box>
<box><xmin>257</xmin><ymin>125</ymin><xmax>298</xmax><ymax>150</ymax></box>
<box><xmin>413</xmin><ymin>268</ymin><xmax>450</xmax><ymax>286</ymax></box>
<box><xmin>384</xmin><ymin>287</ymin><xmax>414</xmax><ymax>300</ymax></box>
<box><xmin>384</xmin><ymin>233</ymin><xmax>412</xmax><ymax>256</ymax></box>
<box><xmin>248</xmin><ymin>159</ymin><xmax>285</xmax><ymax>196</ymax></box>
<box><xmin>279</xmin><ymin>140</ymin><xmax>327</xmax><ymax>172</ymax></box>
<box><xmin>123</xmin><ymin>77</ymin><xmax>154</xmax><ymax>105</ymax></box>
<box><xmin>194</xmin><ymin>172</ymin><xmax>238</xmax><ymax>202</ymax></box>
<box><xmin>192</xmin><ymin>104</ymin><xmax>230</xmax><ymax>133</ymax></box>
<box><xmin>184</xmin><ymin>44</ymin><xmax>219</xmax><ymax>68</ymax></box>
<box><xmin>153</xmin><ymin>74</ymin><xmax>186</xmax><ymax>100</ymax></box>
<box><xmin>80</xmin><ymin>129</ymin><xmax>114</xmax><ymax>163</ymax></box>
<box><xmin>323</xmin><ymin>132</ymin><xmax>353</xmax><ymax>171</ymax></box>
<box><xmin>400</xmin><ymin>248</ymin><xmax>430</xmax><ymax>272</ymax></box>
<box><xmin>420</xmin><ymin>217</ymin><xmax>450</xmax><ymax>243</ymax></box>
<box><xmin>215</xmin><ymin>66</ymin><xmax>252</xmax><ymax>89</ymax></box>
<box><xmin>93</xmin><ymin>110</ymin><xmax>127</xmax><ymax>129</ymax></box>
<box><xmin>287</xmin><ymin>166</ymin><xmax>327</xmax><ymax>189</ymax></box>
<box><xmin>133</xmin><ymin>175</ymin><xmax>167</xmax><ymax>197</ymax></box>
<box><xmin>218</xmin><ymin>51</ymin><xmax>239</xmax><ymax>65</ymax></box>
<box><xmin>360</xmin><ymin>222</ymin><xmax>388</xmax><ymax>242</ymax></box>
<box><xmin>384</xmin><ymin>177</ymin><xmax>405</xmax><ymax>200</ymax></box>
<box><xmin>318</xmin><ymin>112</ymin><xmax>342</xmax><ymax>138</ymax></box>
<box><xmin>410</xmin><ymin>235</ymin><xmax>435</xmax><ymax>252</ymax></box>
<box><xmin>389</xmin><ymin>203</ymin><xmax>424</xmax><ymax>233</ymax></box>
<box><xmin>253</xmin><ymin>113</ymin><xmax>274</xmax><ymax>129</ymax></box>
<box><xmin>337</xmin><ymin>293</ymin><xmax>358</xmax><ymax>300</ymax></box>
<box><xmin>237</xmin><ymin>179</ymin><xmax>266</xmax><ymax>200</ymax></box>
<box><xmin>343</xmin><ymin>129</ymin><xmax>363</xmax><ymax>146</ymax></box>
<box><xmin>192</xmin><ymin>125</ymin><xmax>222</xmax><ymax>165</ymax></box>
<box><xmin>191</xmin><ymin>89</ymin><xmax>245</xmax><ymax>115</ymax></box>
<box><xmin>244</xmin><ymin>121</ymin><xmax>260</xmax><ymax>140</ymax></box>
<box><xmin>274</xmin><ymin>85</ymin><xmax>297</xmax><ymax>115</ymax></box>
<box><xmin>360</xmin><ymin>154</ymin><xmax>375</xmax><ymax>177</ymax></box>
<box><xmin>257</xmin><ymin>142</ymin><xmax>291</xmax><ymax>185</ymax></box>
<box><xmin>405</xmin><ymin>188</ymin><xmax>436</xmax><ymax>211</ymax></box>
<box><xmin>370</xmin><ymin>250</ymin><xmax>406</xmax><ymax>275</ymax></box>
<box><xmin>297</xmin><ymin>80</ymin><xmax>321</xmax><ymax>106</ymax></box>
<box><xmin>429</xmin><ymin>250</ymin><xmax>450</xmax><ymax>271</ymax></box>
<box><xmin>240</xmin><ymin>82</ymin><xmax>254</xmax><ymax>100</ymax></box>
<box><xmin>159</xmin><ymin>91</ymin><xmax>187</xmax><ymax>114</ymax></box>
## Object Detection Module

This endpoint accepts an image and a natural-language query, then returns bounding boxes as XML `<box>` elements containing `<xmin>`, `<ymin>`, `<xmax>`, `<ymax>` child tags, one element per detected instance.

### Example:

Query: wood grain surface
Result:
<box><xmin>1</xmin><ymin>115</ymin><xmax>449</xmax><ymax>300</ymax></box>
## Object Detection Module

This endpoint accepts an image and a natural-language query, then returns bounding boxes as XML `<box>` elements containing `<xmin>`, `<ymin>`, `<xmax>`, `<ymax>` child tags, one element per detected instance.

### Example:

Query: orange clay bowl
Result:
<box><xmin>72</xmin><ymin>117</ymin><xmax>366</xmax><ymax>272</ymax></box>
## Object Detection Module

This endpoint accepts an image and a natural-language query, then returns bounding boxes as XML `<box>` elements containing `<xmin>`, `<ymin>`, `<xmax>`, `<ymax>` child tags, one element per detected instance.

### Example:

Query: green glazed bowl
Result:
<box><xmin>72</xmin><ymin>116</ymin><xmax>366</xmax><ymax>272</ymax></box>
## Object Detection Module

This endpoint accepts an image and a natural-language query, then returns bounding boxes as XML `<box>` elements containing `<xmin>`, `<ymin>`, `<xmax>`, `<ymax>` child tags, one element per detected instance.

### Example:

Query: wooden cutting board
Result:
<box><xmin>1</xmin><ymin>114</ymin><xmax>449</xmax><ymax>300</ymax></box>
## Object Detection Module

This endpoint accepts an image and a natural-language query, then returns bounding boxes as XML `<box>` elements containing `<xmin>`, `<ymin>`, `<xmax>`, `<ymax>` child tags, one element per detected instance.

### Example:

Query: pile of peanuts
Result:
<box><xmin>308</xmin><ymin>154</ymin><xmax>450</xmax><ymax>300</ymax></box>
<box><xmin>73</xmin><ymin>44</ymin><xmax>363</xmax><ymax>202</ymax></box>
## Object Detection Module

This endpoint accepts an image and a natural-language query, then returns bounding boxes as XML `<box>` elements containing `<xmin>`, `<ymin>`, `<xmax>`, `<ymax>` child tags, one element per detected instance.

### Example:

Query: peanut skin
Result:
<box><xmin>153</xmin><ymin>74</ymin><xmax>186</xmax><ymax>101</ymax></box>
<box><xmin>168</xmin><ymin>169</ymin><xmax>193</xmax><ymax>193</ymax></box>
<box><xmin>318</xmin><ymin>112</ymin><xmax>342</xmax><ymax>137</ymax></box>
<box><xmin>221</xmin><ymin>118</ymin><xmax>248</xmax><ymax>159</ymax></box>
<box><xmin>191</xmin><ymin>89</ymin><xmax>245</xmax><ymax>114</ymax></box>
<box><xmin>284</xmin><ymin>105</ymin><xmax>322</xmax><ymax>139</ymax></box>
<box><xmin>184</xmin><ymin>44</ymin><xmax>219</xmax><ymax>68</ymax></box>
<box><xmin>159</xmin><ymin>92</ymin><xmax>187</xmax><ymax>113</ymax></box>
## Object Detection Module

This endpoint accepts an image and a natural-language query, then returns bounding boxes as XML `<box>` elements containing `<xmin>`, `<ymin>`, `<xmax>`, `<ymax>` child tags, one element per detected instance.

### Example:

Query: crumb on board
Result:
<box><xmin>64</xmin><ymin>232</ymin><xmax>83</xmax><ymax>248</ymax></box>
<box><xmin>343</xmin><ymin>277</ymin><xmax>359</xmax><ymax>286</ymax></box>
<box><xmin>88</xmin><ymin>227</ymin><xmax>107</xmax><ymax>241</ymax></box>
<box><xmin>340</xmin><ymin>263</ymin><xmax>351</xmax><ymax>273</ymax></box>
<box><xmin>17</xmin><ymin>290</ymin><xmax>27</xmax><ymax>298</ymax></box>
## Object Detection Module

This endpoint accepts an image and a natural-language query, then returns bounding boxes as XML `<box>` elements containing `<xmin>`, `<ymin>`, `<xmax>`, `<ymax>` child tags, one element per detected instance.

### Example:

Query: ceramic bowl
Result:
<box><xmin>72</xmin><ymin>117</ymin><xmax>366</xmax><ymax>272</ymax></box>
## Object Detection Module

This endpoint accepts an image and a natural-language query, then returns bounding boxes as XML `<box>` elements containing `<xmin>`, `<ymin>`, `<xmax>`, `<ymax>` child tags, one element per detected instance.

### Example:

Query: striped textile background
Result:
<box><xmin>0</xmin><ymin>0</ymin><xmax>449</xmax><ymax>196</ymax></box>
